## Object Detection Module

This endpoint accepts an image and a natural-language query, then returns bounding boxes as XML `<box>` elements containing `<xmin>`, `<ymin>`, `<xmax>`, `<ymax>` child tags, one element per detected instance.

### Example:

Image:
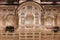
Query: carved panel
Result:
<box><xmin>5</xmin><ymin>14</ymin><xmax>18</xmax><ymax>29</ymax></box>
<box><xmin>18</xmin><ymin>2</ymin><xmax>42</xmax><ymax>28</ymax></box>
<box><xmin>44</xmin><ymin>9</ymin><xmax>55</xmax><ymax>26</ymax></box>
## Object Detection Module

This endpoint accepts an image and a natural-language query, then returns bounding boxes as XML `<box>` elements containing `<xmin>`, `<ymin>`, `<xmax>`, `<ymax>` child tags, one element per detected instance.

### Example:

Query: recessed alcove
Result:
<box><xmin>5</xmin><ymin>26</ymin><xmax>14</xmax><ymax>32</ymax></box>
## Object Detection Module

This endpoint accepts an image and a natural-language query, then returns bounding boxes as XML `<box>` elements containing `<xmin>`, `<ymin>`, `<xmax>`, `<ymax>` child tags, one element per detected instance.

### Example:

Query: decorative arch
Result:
<box><xmin>18</xmin><ymin>2</ymin><xmax>43</xmax><ymax>28</ymax></box>
<box><xmin>5</xmin><ymin>14</ymin><xmax>18</xmax><ymax>29</ymax></box>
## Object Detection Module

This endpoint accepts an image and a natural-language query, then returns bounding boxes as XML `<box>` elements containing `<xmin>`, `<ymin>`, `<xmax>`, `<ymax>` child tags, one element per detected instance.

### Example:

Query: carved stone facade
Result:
<box><xmin>0</xmin><ymin>0</ymin><xmax>60</xmax><ymax>40</ymax></box>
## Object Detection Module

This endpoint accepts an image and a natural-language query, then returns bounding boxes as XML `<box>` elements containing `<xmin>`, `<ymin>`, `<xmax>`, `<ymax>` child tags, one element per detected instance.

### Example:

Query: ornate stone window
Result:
<box><xmin>18</xmin><ymin>2</ymin><xmax>42</xmax><ymax>28</ymax></box>
<box><xmin>5</xmin><ymin>14</ymin><xmax>15</xmax><ymax>27</ymax></box>
<box><xmin>44</xmin><ymin>9</ymin><xmax>55</xmax><ymax>26</ymax></box>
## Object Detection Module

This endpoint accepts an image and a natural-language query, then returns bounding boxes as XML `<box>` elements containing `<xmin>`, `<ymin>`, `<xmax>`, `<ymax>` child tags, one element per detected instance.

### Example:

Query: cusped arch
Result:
<box><xmin>18</xmin><ymin>2</ymin><xmax>43</xmax><ymax>11</ymax></box>
<box><xmin>18</xmin><ymin>2</ymin><xmax>43</xmax><ymax>28</ymax></box>
<box><xmin>5</xmin><ymin>14</ymin><xmax>18</xmax><ymax>29</ymax></box>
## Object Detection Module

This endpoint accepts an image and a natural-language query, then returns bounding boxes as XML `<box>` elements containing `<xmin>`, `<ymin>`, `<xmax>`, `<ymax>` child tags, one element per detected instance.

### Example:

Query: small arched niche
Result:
<box><xmin>5</xmin><ymin>14</ymin><xmax>18</xmax><ymax>30</ymax></box>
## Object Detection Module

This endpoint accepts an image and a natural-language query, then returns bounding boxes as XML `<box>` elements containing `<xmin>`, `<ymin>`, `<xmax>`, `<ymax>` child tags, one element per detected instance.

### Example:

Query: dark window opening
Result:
<box><xmin>5</xmin><ymin>26</ymin><xmax>14</xmax><ymax>32</ymax></box>
<box><xmin>52</xmin><ymin>26</ymin><xmax>59</xmax><ymax>32</ymax></box>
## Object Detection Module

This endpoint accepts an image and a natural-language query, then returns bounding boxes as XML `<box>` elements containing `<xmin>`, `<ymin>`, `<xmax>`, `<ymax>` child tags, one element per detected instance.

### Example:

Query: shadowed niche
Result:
<box><xmin>52</xmin><ymin>26</ymin><xmax>59</xmax><ymax>32</ymax></box>
<box><xmin>5</xmin><ymin>26</ymin><xmax>14</xmax><ymax>32</ymax></box>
